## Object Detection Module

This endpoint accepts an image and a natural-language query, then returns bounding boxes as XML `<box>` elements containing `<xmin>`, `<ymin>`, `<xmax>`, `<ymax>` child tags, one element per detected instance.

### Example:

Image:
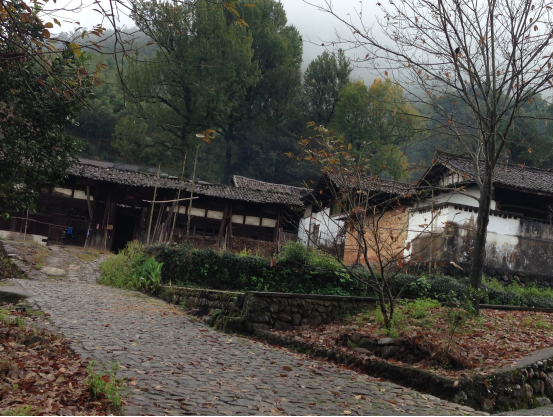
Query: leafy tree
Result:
<box><xmin>220</xmin><ymin>0</ymin><xmax>308</xmax><ymax>183</ymax></box>
<box><xmin>303</xmin><ymin>51</ymin><xmax>352</xmax><ymax>126</ymax></box>
<box><xmin>0</xmin><ymin>47</ymin><xmax>93</xmax><ymax>216</ymax></box>
<box><xmin>115</xmin><ymin>0</ymin><xmax>259</xmax><ymax>175</ymax></box>
<box><xmin>330</xmin><ymin>79</ymin><xmax>423</xmax><ymax>180</ymax></box>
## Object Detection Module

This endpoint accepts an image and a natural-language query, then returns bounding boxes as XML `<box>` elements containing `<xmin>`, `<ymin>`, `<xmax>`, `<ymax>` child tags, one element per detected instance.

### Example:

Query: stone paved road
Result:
<box><xmin>12</xmin><ymin>278</ymin><xmax>485</xmax><ymax>416</ymax></box>
<box><xmin>1</xmin><ymin>242</ymin><xmax>489</xmax><ymax>416</ymax></box>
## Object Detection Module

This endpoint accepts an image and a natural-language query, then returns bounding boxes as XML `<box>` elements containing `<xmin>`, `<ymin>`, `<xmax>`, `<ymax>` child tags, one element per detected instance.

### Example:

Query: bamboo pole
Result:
<box><xmin>186</xmin><ymin>145</ymin><xmax>200</xmax><ymax>237</ymax></box>
<box><xmin>170</xmin><ymin>153</ymin><xmax>187</xmax><ymax>243</ymax></box>
<box><xmin>147</xmin><ymin>166</ymin><xmax>161</xmax><ymax>245</ymax></box>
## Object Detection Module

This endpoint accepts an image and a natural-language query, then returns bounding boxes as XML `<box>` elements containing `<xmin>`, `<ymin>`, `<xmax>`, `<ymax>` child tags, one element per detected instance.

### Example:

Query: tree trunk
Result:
<box><xmin>468</xmin><ymin>167</ymin><xmax>494</xmax><ymax>314</ymax></box>
<box><xmin>224</xmin><ymin>127</ymin><xmax>234</xmax><ymax>182</ymax></box>
<box><xmin>377</xmin><ymin>288</ymin><xmax>391</xmax><ymax>330</ymax></box>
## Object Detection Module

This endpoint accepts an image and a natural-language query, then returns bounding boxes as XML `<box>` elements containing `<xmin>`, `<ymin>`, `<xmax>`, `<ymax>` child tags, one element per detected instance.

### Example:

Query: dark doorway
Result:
<box><xmin>48</xmin><ymin>211</ymin><xmax>67</xmax><ymax>244</ymax></box>
<box><xmin>112</xmin><ymin>206</ymin><xmax>138</xmax><ymax>253</ymax></box>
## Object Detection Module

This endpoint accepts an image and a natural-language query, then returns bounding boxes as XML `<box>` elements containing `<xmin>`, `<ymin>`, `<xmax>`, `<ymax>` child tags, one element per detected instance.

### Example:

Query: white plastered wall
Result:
<box><xmin>298</xmin><ymin>208</ymin><xmax>344</xmax><ymax>247</ymax></box>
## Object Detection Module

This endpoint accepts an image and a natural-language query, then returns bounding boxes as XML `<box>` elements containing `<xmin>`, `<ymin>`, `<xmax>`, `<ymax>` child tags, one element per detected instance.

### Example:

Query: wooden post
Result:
<box><xmin>186</xmin><ymin>145</ymin><xmax>200</xmax><ymax>237</ymax></box>
<box><xmin>170</xmin><ymin>153</ymin><xmax>187</xmax><ymax>243</ymax></box>
<box><xmin>102</xmin><ymin>191</ymin><xmax>112</xmax><ymax>253</ymax></box>
<box><xmin>217</xmin><ymin>204</ymin><xmax>229</xmax><ymax>248</ymax></box>
<box><xmin>153</xmin><ymin>202</ymin><xmax>165</xmax><ymax>242</ymax></box>
<box><xmin>227</xmin><ymin>205</ymin><xmax>233</xmax><ymax>252</ymax></box>
<box><xmin>84</xmin><ymin>185</ymin><xmax>94</xmax><ymax>249</ymax></box>
<box><xmin>273</xmin><ymin>208</ymin><xmax>282</xmax><ymax>252</ymax></box>
<box><xmin>23</xmin><ymin>208</ymin><xmax>29</xmax><ymax>242</ymax></box>
<box><xmin>147</xmin><ymin>166</ymin><xmax>161</xmax><ymax>244</ymax></box>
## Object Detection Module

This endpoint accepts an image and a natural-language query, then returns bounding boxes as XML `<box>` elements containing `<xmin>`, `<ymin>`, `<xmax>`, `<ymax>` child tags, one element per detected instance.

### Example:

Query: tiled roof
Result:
<box><xmin>434</xmin><ymin>150</ymin><xmax>553</xmax><ymax>195</ymax></box>
<box><xmin>233</xmin><ymin>175</ymin><xmax>309</xmax><ymax>197</ymax></box>
<box><xmin>68</xmin><ymin>160</ymin><xmax>304</xmax><ymax>207</ymax></box>
<box><xmin>325</xmin><ymin>173</ymin><xmax>413</xmax><ymax>195</ymax></box>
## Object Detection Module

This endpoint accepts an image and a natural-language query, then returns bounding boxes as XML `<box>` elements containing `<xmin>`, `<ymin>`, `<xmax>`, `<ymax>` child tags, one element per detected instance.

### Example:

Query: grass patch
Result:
<box><xmin>29</xmin><ymin>244</ymin><xmax>49</xmax><ymax>268</ymax></box>
<box><xmin>485</xmin><ymin>277</ymin><xmax>553</xmax><ymax>299</ymax></box>
<box><xmin>74</xmin><ymin>250</ymin><xmax>100</xmax><ymax>262</ymax></box>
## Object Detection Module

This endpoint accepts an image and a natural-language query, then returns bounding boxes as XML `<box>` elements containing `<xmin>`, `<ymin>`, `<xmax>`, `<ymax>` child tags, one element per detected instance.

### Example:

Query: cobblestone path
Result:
<box><xmin>1</xmin><ymin>242</ymin><xmax>489</xmax><ymax>416</ymax></box>
<box><xmin>8</xmin><ymin>278</ymin><xmax>485</xmax><ymax>417</ymax></box>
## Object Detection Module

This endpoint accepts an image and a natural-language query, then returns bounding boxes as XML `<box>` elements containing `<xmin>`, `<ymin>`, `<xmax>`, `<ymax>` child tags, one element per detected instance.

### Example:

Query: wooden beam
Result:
<box><xmin>143</xmin><ymin>197</ymin><xmax>198</xmax><ymax>204</ymax></box>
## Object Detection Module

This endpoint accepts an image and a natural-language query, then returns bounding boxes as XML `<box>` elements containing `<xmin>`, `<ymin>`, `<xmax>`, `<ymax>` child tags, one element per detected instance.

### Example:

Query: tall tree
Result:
<box><xmin>303</xmin><ymin>51</ymin><xmax>352</xmax><ymax>126</ymax></box>
<box><xmin>116</xmin><ymin>0</ymin><xmax>259</xmax><ymax>172</ymax></box>
<box><xmin>310</xmin><ymin>0</ymin><xmax>553</xmax><ymax>311</ymax></box>
<box><xmin>221</xmin><ymin>0</ymin><xmax>306</xmax><ymax>182</ymax></box>
<box><xmin>330</xmin><ymin>78</ymin><xmax>423</xmax><ymax>180</ymax></box>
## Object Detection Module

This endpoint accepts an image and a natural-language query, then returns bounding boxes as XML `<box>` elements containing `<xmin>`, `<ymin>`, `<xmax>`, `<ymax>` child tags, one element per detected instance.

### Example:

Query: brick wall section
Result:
<box><xmin>343</xmin><ymin>206</ymin><xmax>409</xmax><ymax>266</ymax></box>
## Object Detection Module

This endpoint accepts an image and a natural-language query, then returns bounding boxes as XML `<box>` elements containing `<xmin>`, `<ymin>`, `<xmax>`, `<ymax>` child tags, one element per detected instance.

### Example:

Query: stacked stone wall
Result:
<box><xmin>244</xmin><ymin>292</ymin><xmax>376</xmax><ymax>332</ymax></box>
<box><xmin>157</xmin><ymin>285</ymin><xmax>377</xmax><ymax>333</ymax></box>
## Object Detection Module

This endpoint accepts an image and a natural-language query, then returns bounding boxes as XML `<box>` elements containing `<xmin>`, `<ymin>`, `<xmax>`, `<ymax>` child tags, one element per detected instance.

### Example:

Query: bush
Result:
<box><xmin>144</xmin><ymin>241</ymin><xmax>363</xmax><ymax>295</ymax></box>
<box><xmin>98</xmin><ymin>241</ymin><xmax>145</xmax><ymax>290</ymax></box>
<box><xmin>133</xmin><ymin>257</ymin><xmax>163</xmax><ymax>293</ymax></box>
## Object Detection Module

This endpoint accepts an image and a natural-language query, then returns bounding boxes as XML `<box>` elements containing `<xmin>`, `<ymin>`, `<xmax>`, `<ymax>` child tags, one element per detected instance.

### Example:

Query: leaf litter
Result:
<box><xmin>0</xmin><ymin>304</ymin><xmax>122</xmax><ymax>415</ymax></box>
<box><xmin>269</xmin><ymin>306</ymin><xmax>553</xmax><ymax>378</ymax></box>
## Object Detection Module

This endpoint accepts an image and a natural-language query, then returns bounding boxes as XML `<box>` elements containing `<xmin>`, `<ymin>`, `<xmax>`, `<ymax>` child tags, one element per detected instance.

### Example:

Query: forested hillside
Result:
<box><xmin>68</xmin><ymin>0</ymin><xmax>553</xmax><ymax>186</ymax></box>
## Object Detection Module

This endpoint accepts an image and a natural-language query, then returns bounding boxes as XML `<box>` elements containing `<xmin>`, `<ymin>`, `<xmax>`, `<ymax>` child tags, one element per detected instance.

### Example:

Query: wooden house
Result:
<box><xmin>0</xmin><ymin>159</ymin><xmax>306</xmax><ymax>256</ymax></box>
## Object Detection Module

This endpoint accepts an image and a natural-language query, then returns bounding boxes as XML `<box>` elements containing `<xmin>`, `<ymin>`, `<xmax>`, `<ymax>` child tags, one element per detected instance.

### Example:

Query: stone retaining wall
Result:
<box><xmin>157</xmin><ymin>286</ymin><xmax>378</xmax><ymax>333</ymax></box>
<box><xmin>243</xmin><ymin>292</ymin><xmax>377</xmax><ymax>332</ymax></box>
<box><xmin>0</xmin><ymin>242</ymin><xmax>20</xmax><ymax>280</ymax></box>
<box><xmin>254</xmin><ymin>329</ymin><xmax>553</xmax><ymax>413</ymax></box>
<box><xmin>158</xmin><ymin>286</ymin><xmax>244</xmax><ymax>316</ymax></box>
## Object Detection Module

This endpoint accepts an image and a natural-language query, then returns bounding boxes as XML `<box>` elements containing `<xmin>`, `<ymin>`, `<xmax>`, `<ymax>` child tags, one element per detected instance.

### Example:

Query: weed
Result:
<box><xmin>523</xmin><ymin>317</ymin><xmax>533</xmax><ymax>327</ymax></box>
<box><xmin>0</xmin><ymin>405</ymin><xmax>35</xmax><ymax>416</ymax></box>
<box><xmin>75</xmin><ymin>251</ymin><xmax>99</xmax><ymax>262</ymax></box>
<box><xmin>180</xmin><ymin>299</ymin><xmax>187</xmax><ymax>310</ymax></box>
<box><xmin>133</xmin><ymin>257</ymin><xmax>163</xmax><ymax>294</ymax></box>
<box><xmin>346</xmin><ymin>340</ymin><xmax>358</xmax><ymax>349</ymax></box>
<box><xmin>85</xmin><ymin>361</ymin><xmax>124</xmax><ymax>409</ymax></box>
<box><xmin>0</xmin><ymin>360</ymin><xmax>8</xmax><ymax>374</ymax></box>
<box><xmin>30</xmin><ymin>247</ymin><xmax>49</xmax><ymax>268</ymax></box>
<box><xmin>9</xmin><ymin>317</ymin><xmax>25</xmax><ymax>328</ymax></box>
<box><xmin>404</xmin><ymin>298</ymin><xmax>441</xmax><ymax>320</ymax></box>
<box><xmin>535</xmin><ymin>319</ymin><xmax>552</xmax><ymax>330</ymax></box>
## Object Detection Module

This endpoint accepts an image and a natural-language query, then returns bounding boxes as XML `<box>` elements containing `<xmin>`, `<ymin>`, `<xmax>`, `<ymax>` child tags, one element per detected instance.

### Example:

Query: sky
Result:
<box><xmin>49</xmin><ymin>0</ymin><xmax>378</xmax><ymax>82</ymax></box>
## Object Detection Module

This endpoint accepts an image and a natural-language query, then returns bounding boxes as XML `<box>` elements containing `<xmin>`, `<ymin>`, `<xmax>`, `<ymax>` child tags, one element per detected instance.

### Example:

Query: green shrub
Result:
<box><xmin>98</xmin><ymin>241</ymin><xmax>145</xmax><ymax>290</ymax></box>
<box><xmin>133</xmin><ymin>257</ymin><xmax>163</xmax><ymax>293</ymax></box>
<box><xmin>145</xmin><ymin>241</ymin><xmax>363</xmax><ymax>295</ymax></box>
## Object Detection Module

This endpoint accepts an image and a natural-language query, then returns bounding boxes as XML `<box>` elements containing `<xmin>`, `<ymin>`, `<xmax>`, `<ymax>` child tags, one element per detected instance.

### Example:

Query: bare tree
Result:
<box><xmin>296</xmin><ymin>124</ymin><xmax>442</xmax><ymax>329</ymax></box>
<box><xmin>305</xmin><ymin>0</ymin><xmax>553</xmax><ymax>312</ymax></box>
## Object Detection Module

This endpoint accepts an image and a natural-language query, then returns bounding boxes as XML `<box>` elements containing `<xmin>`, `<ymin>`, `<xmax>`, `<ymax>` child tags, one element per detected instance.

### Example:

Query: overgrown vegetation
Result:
<box><xmin>85</xmin><ymin>361</ymin><xmax>124</xmax><ymax>409</ymax></box>
<box><xmin>100</xmin><ymin>241</ymin><xmax>553</xmax><ymax>306</ymax></box>
<box><xmin>99</xmin><ymin>240</ymin><xmax>362</xmax><ymax>295</ymax></box>
<box><xmin>98</xmin><ymin>241</ymin><xmax>146</xmax><ymax>289</ymax></box>
<box><xmin>145</xmin><ymin>241</ymin><xmax>360</xmax><ymax>295</ymax></box>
